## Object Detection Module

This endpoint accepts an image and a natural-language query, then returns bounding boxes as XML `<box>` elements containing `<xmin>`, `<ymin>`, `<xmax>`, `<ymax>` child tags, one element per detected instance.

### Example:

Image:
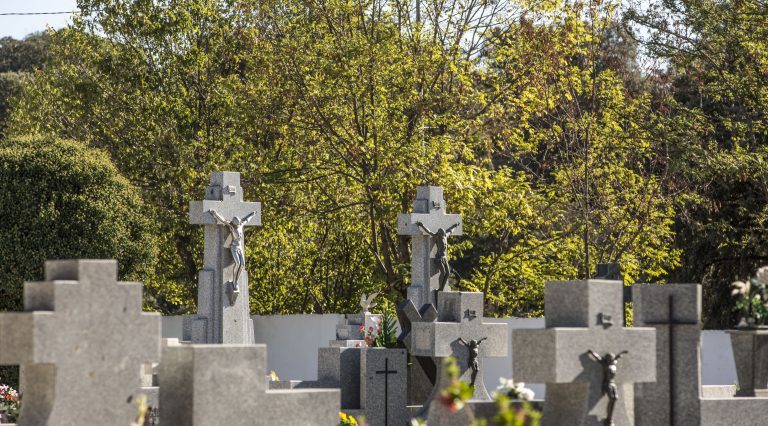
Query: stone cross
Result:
<box><xmin>159</xmin><ymin>343</ymin><xmax>340</xmax><ymax>425</ymax></box>
<box><xmin>0</xmin><ymin>259</ymin><xmax>161</xmax><ymax>425</ymax></box>
<box><xmin>513</xmin><ymin>280</ymin><xmax>656</xmax><ymax>426</ymax></box>
<box><xmin>397</xmin><ymin>186</ymin><xmax>462</xmax><ymax>310</ymax></box>
<box><xmin>183</xmin><ymin>171</ymin><xmax>261</xmax><ymax>344</ymax></box>
<box><xmin>409</xmin><ymin>291</ymin><xmax>508</xmax><ymax>416</ymax></box>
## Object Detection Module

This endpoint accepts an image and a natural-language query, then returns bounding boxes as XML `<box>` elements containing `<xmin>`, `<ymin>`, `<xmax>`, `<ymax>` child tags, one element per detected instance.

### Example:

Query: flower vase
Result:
<box><xmin>727</xmin><ymin>328</ymin><xmax>768</xmax><ymax>396</ymax></box>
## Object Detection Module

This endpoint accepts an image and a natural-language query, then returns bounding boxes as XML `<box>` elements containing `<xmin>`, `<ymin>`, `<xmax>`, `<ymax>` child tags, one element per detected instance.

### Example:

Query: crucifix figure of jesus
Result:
<box><xmin>587</xmin><ymin>349</ymin><xmax>629</xmax><ymax>426</ymax></box>
<box><xmin>458</xmin><ymin>337</ymin><xmax>487</xmax><ymax>388</ymax></box>
<box><xmin>209</xmin><ymin>209</ymin><xmax>257</xmax><ymax>294</ymax></box>
<box><xmin>415</xmin><ymin>221</ymin><xmax>460</xmax><ymax>291</ymax></box>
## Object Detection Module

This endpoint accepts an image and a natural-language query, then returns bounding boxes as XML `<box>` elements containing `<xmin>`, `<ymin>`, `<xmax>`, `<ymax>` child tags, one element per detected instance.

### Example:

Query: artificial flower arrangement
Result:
<box><xmin>495</xmin><ymin>378</ymin><xmax>535</xmax><ymax>401</ymax></box>
<box><xmin>0</xmin><ymin>384</ymin><xmax>19</xmax><ymax>423</ymax></box>
<box><xmin>731</xmin><ymin>266</ymin><xmax>768</xmax><ymax>328</ymax></box>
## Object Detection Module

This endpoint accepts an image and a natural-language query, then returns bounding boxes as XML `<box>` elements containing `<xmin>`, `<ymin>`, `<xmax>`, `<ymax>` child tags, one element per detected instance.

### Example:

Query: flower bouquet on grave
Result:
<box><xmin>731</xmin><ymin>266</ymin><xmax>768</xmax><ymax>328</ymax></box>
<box><xmin>0</xmin><ymin>384</ymin><xmax>19</xmax><ymax>423</ymax></box>
<box><xmin>495</xmin><ymin>378</ymin><xmax>535</xmax><ymax>401</ymax></box>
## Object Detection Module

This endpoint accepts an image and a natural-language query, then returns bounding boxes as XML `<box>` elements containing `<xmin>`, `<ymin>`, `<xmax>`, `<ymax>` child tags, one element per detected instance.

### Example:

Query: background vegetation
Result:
<box><xmin>0</xmin><ymin>0</ymin><xmax>766</xmax><ymax>328</ymax></box>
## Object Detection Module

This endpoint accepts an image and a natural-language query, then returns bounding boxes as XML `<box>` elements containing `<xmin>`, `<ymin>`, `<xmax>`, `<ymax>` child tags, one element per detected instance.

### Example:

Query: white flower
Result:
<box><xmin>756</xmin><ymin>266</ymin><xmax>768</xmax><ymax>284</ymax></box>
<box><xmin>732</xmin><ymin>280</ymin><xmax>750</xmax><ymax>297</ymax></box>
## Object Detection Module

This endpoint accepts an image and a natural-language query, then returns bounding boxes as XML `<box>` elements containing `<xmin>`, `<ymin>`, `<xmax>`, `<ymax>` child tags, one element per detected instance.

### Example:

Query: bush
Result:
<box><xmin>0</xmin><ymin>135</ymin><xmax>158</xmax><ymax>310</ymax></box>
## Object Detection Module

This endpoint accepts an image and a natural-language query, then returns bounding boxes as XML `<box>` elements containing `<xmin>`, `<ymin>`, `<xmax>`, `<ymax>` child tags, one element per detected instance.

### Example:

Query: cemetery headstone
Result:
<box><xmin>360</xmin><ymin>348</ymin><xmax>408</xmax><ymax>426</ymax></box>
<box><xmin>397</xmin><ymin>186</ymin><xmax>463</xmax><ymax>309</ymax></box>
<box><xmin>159</xmin><ymin>343</ymin><xmax>340</xmax><ymax>425</ymax></box>
<box><xmin>410</xmin><ymin>291</ymin><xmax>508</xmax><ymax>416</ymax></box>
<box><xmin>513</xmin><ymin>280</ymin><xmax>656</xmax><ymax>426</ymax></box>
<box><xmin>183</xmin><ymin>171</ymin><xmax>261</xmax><ymax>344</ymax></box>
<box><xmin>0</xmin><ymin>259</ymin><xmax>161</xmax><ymax>426</ymax></box>
<box><xmin>632</xmin><ymin>283</ymin><xmax>702</xmax><ymax>425</ymax></box>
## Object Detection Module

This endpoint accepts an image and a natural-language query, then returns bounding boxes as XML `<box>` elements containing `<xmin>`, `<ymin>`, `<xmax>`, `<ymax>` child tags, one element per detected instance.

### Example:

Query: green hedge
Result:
<box><xmin>0</xmin><ymin>135</ymin><xmax>158</xmax><ymax>311</ymax></box>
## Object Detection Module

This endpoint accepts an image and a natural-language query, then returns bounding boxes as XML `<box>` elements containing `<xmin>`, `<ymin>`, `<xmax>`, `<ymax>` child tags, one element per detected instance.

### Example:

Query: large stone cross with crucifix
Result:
<box><xmin>409</xmin><ymin>291</ymin><xmax>508</xmax><ymax>417</ymax></box>
<box><xmin>398</xmin><ymin>186</ymin><xmax>462</xmax><ymax>310</ymax></box>
<box><xmin>513</xmin><ymin>280</ymin><xmax>657</xmax><ymax>426</ymax></box>
<box><xmin>183</xmin><ymin>171</ymin><xmax>261</xmax><ymax>344</ymax></box>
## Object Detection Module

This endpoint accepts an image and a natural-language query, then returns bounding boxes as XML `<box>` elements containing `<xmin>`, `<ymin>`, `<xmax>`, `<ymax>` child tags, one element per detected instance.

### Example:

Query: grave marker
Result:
<box><xmin>513</xmin><ymin>280</ymin><xmax>656</xmax><ymax>426</ymax></box>
<box><xmin>0</xmin><ymin>260</ymin><xmax>160</xmax><ymax>425</ymax></box>
<box><xmin>183</xmin><ymin>171</ymin><xmax>261</xmax><ymax>344</ymax></box>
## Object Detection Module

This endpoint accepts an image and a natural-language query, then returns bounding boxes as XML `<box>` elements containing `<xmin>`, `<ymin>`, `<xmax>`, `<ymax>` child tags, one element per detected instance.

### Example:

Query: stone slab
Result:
<box><xmin>159</xmin><ymin>344</ymin><xmax>339</xmax><ymax>425</ymax></box>
<box><xmin>544</xmin><ymin>280</ymin><xmax>624</xmax><ymax>328</ymax></box>
<box><xmin>360</xmin><ymin>348</ymin><xmax>408</xmax><ymax>426</ymax></box>
<box><xmin>700</xmin><ymin>397</ymin><xmax>768</xmax><ymax>426</ymax></box>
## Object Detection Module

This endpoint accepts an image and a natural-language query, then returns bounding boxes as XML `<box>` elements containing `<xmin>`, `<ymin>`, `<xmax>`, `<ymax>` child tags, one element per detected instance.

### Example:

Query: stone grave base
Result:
<box><xmin>700</xmin><ymin>397</ymin><xmax>768</xmax><ymax>426</ymax></box>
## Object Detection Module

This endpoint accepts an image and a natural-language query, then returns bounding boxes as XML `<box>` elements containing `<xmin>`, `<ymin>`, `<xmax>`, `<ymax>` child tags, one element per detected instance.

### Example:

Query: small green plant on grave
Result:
<box><xmin>437</xmin><ymin>357</ymin><xmax>474</xmax><ymax>413</ymax></box>
<box><xmin>731</xmin><ymin>266</ymin><xmax>768</xmax><ymax>327</ymax></box>
<box><xmin>0</xmin><ymin>383</ymin><xmax>20</xmax><ymax>423</ymax></box>
<box><xmin>373</xmin><ymin>309</ymin><xmax>399</xmax><ymax>349</ymax></box>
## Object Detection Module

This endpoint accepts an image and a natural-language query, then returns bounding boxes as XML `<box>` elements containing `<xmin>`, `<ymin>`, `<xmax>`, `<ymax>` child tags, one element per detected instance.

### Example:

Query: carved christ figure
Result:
<box><xmin>587</xmin><ymin>349</ymin><xmax>629</xmax><ymax>426</ymax></box>
<box><xmin>457</xmin><ymin>337</ymin><xmax>487</xmax><ymax>388</ymax></box>
<box><xmin>209</xmin><ymin>209</ymin><xmax>257</xmax><ymax>293</ymax></box>
<box><xmin>415</xmin><ymin>221</ymin><xmax>460</xmax><ymax>291</ymax></box>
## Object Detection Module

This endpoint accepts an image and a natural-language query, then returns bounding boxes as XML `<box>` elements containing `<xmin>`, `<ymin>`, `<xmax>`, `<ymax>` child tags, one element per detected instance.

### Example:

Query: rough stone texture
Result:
<box><xmin>701</xmin><ymin>385</ymin><xmax>736</xmax><ymax>398</ymax></box>
<box><xmin>317</xmin><ymin>346</ymin><xmax>362</xmax><ymax>409</ymax></box>
<box><xmin>397</xmin><ymin>186</ymin><xmax>462</xmax><ymax>309</ymax></box>
<box><xmin>632</xmin><ymin>283</ymin><xmax>702</xmax><ymax>426</ymax></box>
<box><xmin>512</xmin><ymin>280</ymin><xmax>656</xmax><ymax>426</ymax></box>
<box><xmin>410</xmin><ymin>291</ymin><xmax>508</xmax><ymax>418</ymax></box>
<box><xmin>726</xmin><ymin>329</ymin><xmax>768</xmax><ymax>396</ymax></box>
<box><xmin>397</xmin><ymin>299</ymin><xmax>438</xmax><ymax>405</ymax></box>
<box><xmin>159</xmin><ymin>344</ymin><xmax>339</xmax><ymax>425</ymax></box>
<box><xmin>700</xmin><ymin>398</ymin><xmax>768</xmax><ymax>425</ymax></box>
<box><xmin>0</xmin><ymin>259</ymin><xmax>161</xmax><ymax>426</ymax></box>
<box><xmin>183</xmin><ymin>171</ymin><xmax>260</xmax><ymax>344</ymax></box>
<box><xmin>360</xmin><ymin>348</ymin><xmax>408</xmax><ymax>426</ymax></box>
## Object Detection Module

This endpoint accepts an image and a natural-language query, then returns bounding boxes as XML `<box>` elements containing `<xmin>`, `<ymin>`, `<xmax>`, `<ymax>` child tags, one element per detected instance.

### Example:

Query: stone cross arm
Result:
<box><xmin>189</xmin><ymin>199</ymin><xmax>262</xmax><ymax>226</ymax></box>
<box><xmin>409</xmin><ymin>321</ymin><xmax>507</xmax><ymax>358</ymax></box>
<box><xmin>512</xmin><ymin>328</ymin><xmax>656</xmax><ymax>384</ymax></box>
<box><xmin>397</xmin><ymin>213</ymin><xmax>463</xmax><ymax>236</ymax></box>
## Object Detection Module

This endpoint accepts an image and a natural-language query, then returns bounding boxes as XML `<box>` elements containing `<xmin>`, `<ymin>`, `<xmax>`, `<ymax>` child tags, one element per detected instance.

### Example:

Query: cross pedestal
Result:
<box><xmin>513</xmin><ymin>280</ymin><xmax>656</xmax><ymax>426</ymax></box>
<box><xmin>0</xmin><ymin>260</ymin><xmax>161</xmax><ymax>426</ymax></box>
<box><xmin>183</xmin><ymin>171</ymin><xmax>261</xmax><ymax>344</ymax></box>
<box><xmin>397</xmin><ymin>186</ymin><xmax>462</xmax><ymax>310</ymax></box>
<box><xmin>409</xmin><ymin>291</ymin><xmax>508</xmax><ymax>416</ymax></box>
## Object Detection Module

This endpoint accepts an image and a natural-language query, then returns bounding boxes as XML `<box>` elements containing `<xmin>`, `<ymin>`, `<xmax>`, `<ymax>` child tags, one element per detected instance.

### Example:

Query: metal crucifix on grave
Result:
<box><xmin>409</xmin><ymin>292</ymin><xmax>508</xmax><ymax>415</ymax></box>
<box><xmin>397</xmin><ymin>186</ymin><xmax>463</xmax><ymax>310</ymax></box>
<box><xmin>513</xmin><ymin>280</ymin><xmax>657</xmax><ymax>426</ymax></box>
<box><xmin>185</xmin><ymin>171</ymin><xmax>261</xmax><ymax>344</ymax></box>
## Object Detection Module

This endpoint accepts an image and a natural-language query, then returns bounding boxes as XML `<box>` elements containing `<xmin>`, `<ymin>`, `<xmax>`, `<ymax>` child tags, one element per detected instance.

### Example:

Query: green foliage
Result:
<box><xmin>338</xmin><ymin>412</ymin><xmax>360</xmax><ymax>426</ymax></box>
<box><xmin>0</xmin><ymin>135</ymin><xmax>159</xmax><ymax>311</ymax></box>
<box><xmin>626</xmin><ymin>0</ymin><xmax>768</xmax><ymax>327</ymax></box>
<box><xmin>438</xmin><ymin>357</ymin><xmax>475</xmax><ymax>413</ymax></box>
<box><xmin>0</xmin><ymin>33</ymin><xmax>50</xmax><ymax>136</ymax></box>
<box><xmin>7</xmin><ymin>0</ymin><xmax>682</xmax><ymax>316</ymax></box>
<box><xmin>373</xmin><ymin>309</ymin><xmax>399</xmax><ymax>349</ymax></box>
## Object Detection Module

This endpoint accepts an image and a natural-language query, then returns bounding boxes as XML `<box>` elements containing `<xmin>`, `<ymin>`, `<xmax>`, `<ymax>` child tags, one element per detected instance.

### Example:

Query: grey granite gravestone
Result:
<box><xmin>410</xmin><ymin>291</ymin><xmax>508</xmax><ymax>417</ymax></box>
<box><xmin>513</xmin><ymin>280</ymin><xmax>656</xmax><ymax>426</ymax></box>
<box><xmin>0</xmin><ymin>259</ymin><xmax>161</xmax><ymax>426</ymax></box>
<box><xmin>397</xmin><ymin>186</ymin><xmax>463</xmax><ymax>309</ymax></box>
<box><xmin>360</xmin><ymin>348</ymin><xmax>408</xmax><ymax>426</ymax></box>
<box><xmin>159</xmin><ymin>343</ymin><xmax>340</xmax><ymax>426</ymax></box>
<box><xmin>183</xmin><ymin>171</ymin><xmax>261</xmax><ymax>344</ymax></box>
<box><xmin>633</xmin><ymin>283</ymin><xmax>702</xmax><ymax>426</ymax></box>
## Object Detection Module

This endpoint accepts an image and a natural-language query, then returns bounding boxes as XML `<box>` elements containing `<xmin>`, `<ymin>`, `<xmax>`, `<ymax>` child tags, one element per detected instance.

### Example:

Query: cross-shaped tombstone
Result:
<box><xmin>632</xmin><ymin>283</ymin><xmax>702</xmax><ymax>426</ymax></box>
<box><xmin>398</xmin><ymin>186</ymin><xmax>462</xmax><ymax>310</ymax></box>
<box><xmin>184</xmin><ymin>171</ymin><xmax>261</xmax><ymax>344</ymax></box>
<box><xmin>0</xmin><ymin>260</ymin><xmax>161</xmax><ymax>425</ymax></box>
<box><xmin>409</xmin><ymin>291</ymin><xmax>508</xmax><ymax>416</ymax></box>
<box><xmin>513</xmin><ymin>280</ymin><xmax>656</xmax><ymax>426</ymax></box>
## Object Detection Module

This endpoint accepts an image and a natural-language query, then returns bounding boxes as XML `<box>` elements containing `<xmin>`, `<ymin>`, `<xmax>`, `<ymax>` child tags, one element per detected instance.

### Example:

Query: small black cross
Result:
<box><xmin>465</xmin><ymin>309</ymin><xmax>477</xmax><ymax>320</ymax></box>
<box><xmin>376</xmin><ymin>357</ymin><xmax>398</xmax><ymax>425</ymax></box>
